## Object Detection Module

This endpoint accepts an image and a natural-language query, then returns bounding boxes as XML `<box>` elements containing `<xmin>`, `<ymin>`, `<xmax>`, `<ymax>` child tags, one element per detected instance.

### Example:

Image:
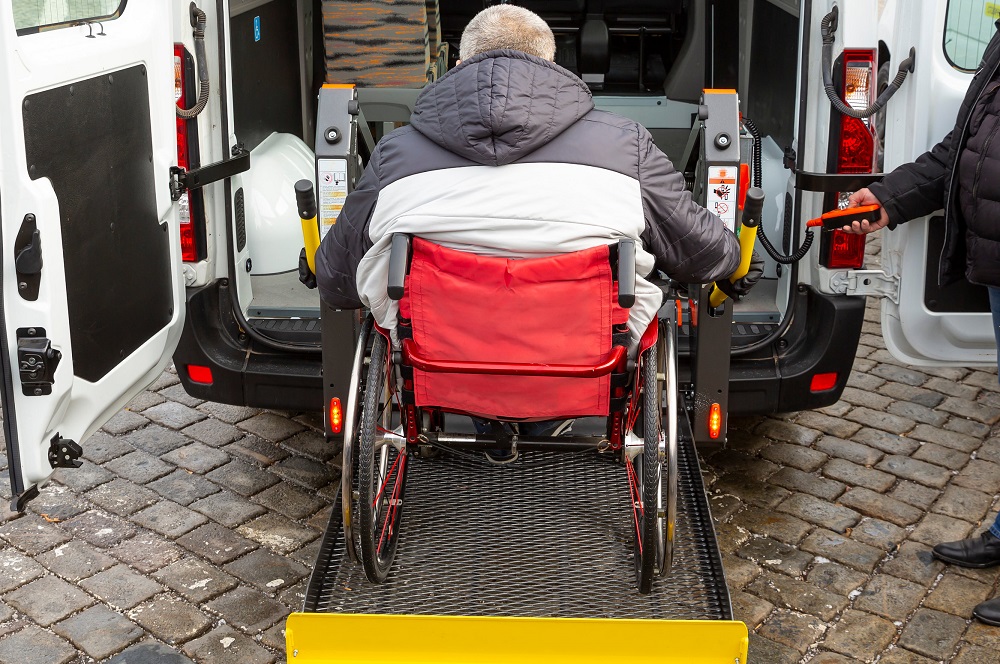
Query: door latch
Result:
<box><xmin>830</xmin><ymin>269</ymin><xmax>900</xmax><ymax>304</ymax></box>
<box><xmin>48</xmin><ymin>434</ymin><xmax>82</xmax><ymax>469</ymax></box>
<box><xmin>17</xmin><ymin>327</ymin><xmax>61</xmax><ymax>396</ymax></box>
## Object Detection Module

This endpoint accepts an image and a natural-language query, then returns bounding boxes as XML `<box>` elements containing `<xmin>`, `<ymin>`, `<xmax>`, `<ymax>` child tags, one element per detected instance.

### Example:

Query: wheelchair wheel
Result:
<box><xmin>341</xmin><ymin>313</ymin><xmax>374</xmax><ymax>563</ymax></box>
<box><xmin>358</xmin><ymin>331</ymin><xmax>409</xmax><ymax>583</ymax></box>
<box><xmin>629</xmin><ymin>341</ymin><xmax>660</xmax><ymax>594</ymax></box>
<box><xmin>656</xmin><ymin>322</ymin><xmax>678</xmax><ymax>577</ymax></box>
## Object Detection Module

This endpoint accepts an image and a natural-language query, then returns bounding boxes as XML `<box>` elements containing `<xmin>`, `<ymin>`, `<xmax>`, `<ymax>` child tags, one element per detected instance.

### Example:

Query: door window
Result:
<box><xmin>12</xmin><ymin>0</ymin><xmax>125</xmax><ymax>33</ymax></box>
<box><xmin>945</xmin><ymin>0</ymin><xmax>999</xmax><ymax>71</ymax></box>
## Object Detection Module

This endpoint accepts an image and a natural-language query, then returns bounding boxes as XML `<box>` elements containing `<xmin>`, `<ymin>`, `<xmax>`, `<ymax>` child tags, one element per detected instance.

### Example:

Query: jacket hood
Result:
<box><xmin>409</xmin><ymin>50</ymin><xmax>594</xmax><ymax>166</ymax></box>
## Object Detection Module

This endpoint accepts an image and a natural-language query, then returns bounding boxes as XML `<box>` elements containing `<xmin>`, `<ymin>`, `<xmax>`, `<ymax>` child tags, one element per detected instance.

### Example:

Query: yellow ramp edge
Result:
<box><xmin>286</xmin><ymin>613</ymin><xmax>749</xmax><ymax>664</ymax></box>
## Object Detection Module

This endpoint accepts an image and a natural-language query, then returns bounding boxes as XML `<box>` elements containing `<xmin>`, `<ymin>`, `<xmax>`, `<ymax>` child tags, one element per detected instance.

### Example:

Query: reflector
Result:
<box><xmin>708</xmin><ymin>403</ymin><xmax>722</xmax><ymax>440</ymax></box>
<box><xmin>329</xmin><ymin>397</ymin><xmax>343</xmax><ymax>434</ymax></box>
<box><xmin>810</xmin><ymin>372</ymin><xmax>838</xmax><ymax>392</ymax></box>
<box><xmin>187</xmin><ymin>365</ymin><xmax>213</xmax><ymax>384</ymax></box>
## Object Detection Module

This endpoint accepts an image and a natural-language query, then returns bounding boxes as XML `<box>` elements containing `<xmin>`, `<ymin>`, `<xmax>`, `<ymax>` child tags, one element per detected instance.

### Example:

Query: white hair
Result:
<box><xmin>459</xmin><ymin>5</ymin><xmax>556</xmax><ymax>62</ymax></box>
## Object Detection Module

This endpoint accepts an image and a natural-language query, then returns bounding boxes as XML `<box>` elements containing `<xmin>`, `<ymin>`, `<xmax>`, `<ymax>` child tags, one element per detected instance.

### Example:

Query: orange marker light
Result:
<box><xmin>329</xmin><ymin>397</ymin><xmax>343</xmax><ymax>435</ymax></box>
<box><xmin>708</xmin><ymin>403</ymin><xmax>722</xmax><ymax>440</ymax></box>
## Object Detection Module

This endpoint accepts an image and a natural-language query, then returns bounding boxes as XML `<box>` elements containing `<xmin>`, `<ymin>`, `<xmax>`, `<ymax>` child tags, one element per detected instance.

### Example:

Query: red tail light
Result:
<box><xmin>329</xmin><ymin>397</ymin><xmax>343</xmax><ymax>435</ymax></box>
<box><xmin>826</xmin><ymin>230</ymin><xmax>866</xmax><ymax>269</ymax></box>
<box><xmin>174</xmin><ymin>44</ymin><xmax>205</xmax><ymax>263</ymax></box>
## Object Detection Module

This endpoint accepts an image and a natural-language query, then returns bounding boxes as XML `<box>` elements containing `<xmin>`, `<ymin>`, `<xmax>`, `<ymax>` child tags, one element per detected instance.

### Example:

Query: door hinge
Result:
<box><xmin>170</xmin><ymin>146</ymin><xmax>251</xmax><ymax>201</ymax></box>
<box><xmin>830</xmin><ymin>269</ymin><xmax>900</xmax><ymax>304</ymax></box>
<box><xmin>48</xmin><ymin>434</ymin><xmax>83</xmax><ymax>469</ymax></box>
<box><xmin>17</xmin><ymin>327</ymin><xmax>61</xmax><ymax>396</ymax></box>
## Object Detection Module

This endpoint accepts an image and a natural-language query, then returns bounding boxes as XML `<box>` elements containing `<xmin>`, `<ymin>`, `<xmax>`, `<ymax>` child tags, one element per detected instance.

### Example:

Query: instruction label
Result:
<box><xmin>707</xmin><ymin>166</ymin><xmax>738</xmax><ymax>232</ymax></box>
<box><xmin>988</xmin><ymin>3</ymin><xmax>1000</xmax><ymax>19</ymax></box>
<box><xmin>318</xmin><ymin>158</ymin><xmax>348</xmax><ymax>239</ymax></box>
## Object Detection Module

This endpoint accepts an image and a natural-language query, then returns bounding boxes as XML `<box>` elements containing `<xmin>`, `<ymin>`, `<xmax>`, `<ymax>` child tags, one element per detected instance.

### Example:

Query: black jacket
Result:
<box><xmin>869</xmin><ymin>21</ymin><xmax>1000</xmax><ymax>287</ymax></box>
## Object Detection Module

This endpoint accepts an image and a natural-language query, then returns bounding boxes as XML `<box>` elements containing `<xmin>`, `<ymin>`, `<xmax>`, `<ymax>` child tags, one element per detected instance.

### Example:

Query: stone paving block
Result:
<box><xmin>923</xmin><ymin>572</ymin><xmax>993</xmax><ymax>618</ymax></box>
<box><xmin>876</xmin><ymin>647</ymin><xmax>938</xmax><ymax>664</ymax></box>
<box><xmin>932</xmin><ymin>484</ymin><xmax>993</xmax><ymax>522</ymax></box>
<box><xmin>252</xmin><ymin>482</ymin><xmax>326</xmax><ymax>520</ymax></box>
<box><xmin>909</xmin><ymin>424</ymin><xmax>982</xmax><ymax>453</ymax></box>
<box><xmin>777</xmin><ymin>492</ymin><xmax>860</xmax><ymax>533</ymax></box>
<box><xmin>196</xmin><ymin>402</ymin><xmax>260</xmax><ymax>424</ymax></box>
<box><xmin>814</xmin><ymin>435</ymin><xmax>883</xmax><ymax>466</ymax></box>
<box><xmin>845</xmin><ymin>407</ymin><xmax>916</xmax><ymax>435</ymax></box>
<box><xmin>847</xmin><ymin>371</ymin><xmax>886</xmax><ymax>391</ymax></box>
<box><xmin>880</xmin><ymin>541</ymin><xmax>945</xmax><ymax>587</ymax></box>
<box><xmin>227</xmin><ymin>435</ymin><xmax>290</xmax><ymax>467</ymax></box>
<box><xmin>736</xmin><ymin>537</ymin><xmax>813</xmax><ymax>577</ymax></box>
<box><xmin>840</xmin><ymin>386</ymin><xmax>893</xmax><ymax>411</ymax></box>
<box><xmin>709</xmin><ymin>493</ymin><xmax>743</xmax><ymax>521</ymax></box>
<box><xmin>0</xmin><ymin>624</ymin><xmax>77</xmax><ymax>664</ymax></box>
<box><xmin>920</xmin><ymin>365</ymin><xmax>969</xmax><ymax>381</ymax></box>
<box><xmin>724</xmin><ymin>429</ymin><xmax>771</xmax><ymax>453</ymax></box>
<box><xmin>854</xmin><ymin>573</ymin><xmax>926</xmax><ymax>621</ymax></box>
<box><xmin>852</xmin><ymin>428</ymin><xmax>920</xmax><ymax>456</ymax></box>
<box><xmin>52</xmin><ymin>604</ymin><xmax>145</xmax><ymax>660</ymax></box>
<box><xmin>103</xmin><ymin>409</ymin><xmax>150</xmax><ymax>435</ymax></box>
<box><xmin>143</xmin><ymin>402</ymin><xmax>208</xmax><ymax>431</ymax></box>
<box><xmin>106</xmin><ymin>640</ymin><xmax>195</xmax><ymax>663</ymax></box>
<box><xmin>81</xmin><ymin>431</ymin><xmax>135</xmax><ymax>464</ymax></box>
<box><xmin>819</xmin><ymin>400</ymin><xmax>852</xmax><ymax>418</ymax></box>
<box><xmin>757</xmin><ymin>609</ymin><xmax>826</xmax><ymax>654</ymax></box>
<box><xmin>952</xmin><ymin>459</ymin><xmax>1000</xmax><ymax>493</ymax></box>
<box><xmin>838</xmin><ymin>487</ymin><xmax>923</xmax><ymax>527</ymax></box>
<box><xmin>25</xmin><ymin>484</ymin><xmax>89</xmax><ymax>522</ymax></box>
<box><xmin>182</xmin><ymin>418</ymin><xmax>244</xmax><ymax>448</ymax></box>
<box><xmin>280</xmin><ymin>430</ymin><xmax>338</xmax><ymax>462</ymax></box>
<box><xmin>747</xmin><ymin>634</ymin><xmax>801</xmax><ymax>664</ymax></box>
<box><xmin>939</xmin><ymin>396</ymin><xmax>1000</xmax><ymax>424</ymax></box>
<box><xmin>176</xmin><ymin>523</ymin><xmax>258</xmax><ymax>564</ymax></box>
<box><xmin>755</xmin><ymin>419</ymin><xmax>822</xmax><ymax>446</ymax></box>
<box><xmin>148</xmin><ymin>469</ymin><xmax>220</xmax><ymax>506</ymax></box>
<box><xmin>269</xmin><ymin>456</ymin><xmax>338</xmax><ymax>490</ymax></box>
<box><xmin>189</xmin><ymin>490</ymin><xmax>267</xmax><ymax>528</ymax></box>
<box><xmin>709</xmin><ymin>451</ymin><xmax>782</xmax><ymax>481</ymax></box>
<box><xmin>85</xmin><ymin>478</ymin><xmax>160</xmax><ymax>516</ymax></box>
<box><xmin>150</xmin><ymin>371</ymin><xmax>181</xmax><ymax>391</ymax></box>
<box><xmin>889</xmin><ymin>480</ymin><xmax>940</xmax><ymax>510</ymax></box>
<box><xmin>61</xmin><ymin>509</ymin><xmax>136</xmax><ymax>548</ymax></box>
<box><xmin>909</xmin><ymin>513</ymin><xmax>974</xmax><ymax>547</ymax></box>
<box><xmin>159</xmin><ymin>383</ymin><xmax>205</xmax><ymax>408</ymax></box>
<box><xmin>953</xmin><ymin>644</ymin><xmax>1000</xmax><ymax>664</ymax></box>
<box><xmin>799</xmin><ymin>529</ymin><xmax>884</xmax><ymax>573</ymax></box>
<box><xmin>876</xmin><ymin>382</ymin><xmax>945</xmax><ymax>409</ymax></box>
<box><xmin>237</xmin><ymin>513</ymin><xmax>319</xmax><ymax>554</ymax></box>
<box><xmin>746</xmin><ymin>572</ymin><xmax>849</xmax><ymax>621</ymax></box>
<box><xmin>6</xmin><ymin>575</ymin><xmax>94</xmax><ymax>626</ymax></box>
<box><xmin>809</xmin><ymin>654</ymin><xmax>855</xmax><ymax>664</ymax></box>
<box><xmin>806</xmin><ymin>562</ymin><xmax>867</xmax><ymax>596</ymax></box>
<box><xmin>161</xmin><ymin>442</ymin><xmax>231</xmax><ymax>474</ymax></box>
<box><xmin>122</xmin><ymin>424</ymin><xmax>193</xmax><ymax>456</ymax></box>
<box><xmin>80</xmin><ymin>564</ymin><xmax>163</xmax><ymax>610</ymax></box>
<box><xmin>238</xmin><ymin>413</ymin><xmax>305</xmax><ymax>442</ymax></box>
<box><xmin>966</xmin><ymin>370</ymin><xmax>1000</xmax><ymax>392</ymax></box>
<box><xmin>0</xmin><ymin>601</ymin><xmax>10</xmax><ymax>623</ymax></box>
<box><xmin>0</xmin><ymin>549</ymin><xmax>45</xmax><ymax>592</ymax></box>
<box><xmin>876</xmin><ymin>455</ymin><xmax>953</xmax><ymax>489</ymax></box>
<box><xmin>760</xmin><ymin>443</ymin><xmax>828</xmax><ymax>472</ymax></box>
<box><xmin>54</xmin><ymin>460</ymin><xmax>114</xmax><ymax>492</ymax></box>
<box><xmin>977</xmin><ymin>437</ymin><xmax>1000</xmax><ymax>464</ymax></box>
<box><xmin>206</xmin><ymin>460</ymin><xmax>281</xmax><ymax>497</ymax></box>
<box><xmin>733</xmin><ymin>506</ymin><xmax>812</xmax><ymax>545</ymax></box>
<box><xmin>110</xmin><ymin>533</ymin><xmax>184</xmax><ymax>573</ymax></box>
<box><xmin>897</xmin><ymin>608</ymin><xmax>966</xmax><ymax>661</ymax></box>
<box><xmin>963</xmin><ymin>620</ymin><xmax>1000</xmax><ymax>650</ymax></box>
<box><xmin>153</xmin><ymin>557</ymin><xmax>239</xmax><ymax>603</ymax></box>
<box><xmin>35</xmin><ymin>540</ymin><xmax>116</xmax><ymax>582</ymax></box>
<box><xmin>823</xmin><ymin>458</ymin><xmax>896</xmax><ymax>493</ymax></box>
<box><xmin>278</xmin><ymin>579</ymin><xmax>307</xmax><ymax>609</ymax></box>
<box><xmin>888</xmin><ymin>400</ymin><xmax>949</xmax><ymax>427</ymax></box>
<box><xmin>223</xmin><ymin>548</ymin><xmax>310</xmax><ymax>593</ymax></box>
<box><xmin>261</xmin><ymin>623</ymin><xmax>286</xmax><ymax>653</ymax></box>
<box><xmin>851</xmin><ymin>517</ymin><xmax>908</xmax><ymax>551</ymax></box>
<box><xmin>0</xmin><ymin>513</ymin><xmax>70</xmax><ymax>555</ymax></box>
<box><xmin>720</xmin><ymin>552</ymin><xmax>760</xmax><ymax>589</ymax></box>
<box><xmin>133</xmin><ymin>501</ymin><xmax>208</xmax><ymax>539</ymax></box>
<box><xmin>912</xmin><ymin>441</ymin><xmax>970</xmax><ymax>471</ymax></box>
<box><xmin>127</xmin><ymin>390</ymin><xmax>168</xmax><ymax>412</ymax></box>
<box><xmin>711</xmin><ymin>474</ymin><xmax>791</xmax><ymax>509</ymax></box>
<box><xmin>105</xmin><ymin>450</ymin><xmax>175</xmax><ymax>484</ymax></box>
<box><xmin>820</xmin><ymin>609</ymin><xmax>896</xmax><ymax>662</ymax></box>
<box><xmin>925</xmin><ymin>376</ymin><xmax>980</xmax><ymax>400</ymax></box>
<box><xmin>129</xmin><ymin>596</ymin><xmax>212</xmax><ymax>645</ymax></box>
<box><xmin>767</xmin><ymin>467</ymin><xmax>845</xmax><ymax>501</ymax></box>
<box><xmin>945</xmin><ymin>415</ymin><xmax>993</xmax><ymax>439</ymax></box>
<box><xmin>205</xmin><ymin>587</ymin><xmax>290</xmax><ymax>633</ymax></box>
<box><xmin>871</xmin><ymin>363</ymin><xmax>928</xmax><ymax>387</ymax></box>
<box><xmin>182</xmin><ymin>626</ymin><xmax>277</xmax><ymax>664</ymax></box>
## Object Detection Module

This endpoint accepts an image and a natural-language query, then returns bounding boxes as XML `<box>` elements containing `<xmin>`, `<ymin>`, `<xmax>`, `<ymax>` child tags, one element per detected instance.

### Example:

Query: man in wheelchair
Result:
<box><xmin>311</xmin><ymin>4</ymin><xmax>762</xmax><ymax>593</ymax></box>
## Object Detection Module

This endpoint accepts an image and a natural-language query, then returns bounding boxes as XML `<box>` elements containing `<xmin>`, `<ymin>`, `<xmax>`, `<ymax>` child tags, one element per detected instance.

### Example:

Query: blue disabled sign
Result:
<box><xmin>254</xmin><ymin>16</ymin><xmax>261</xmax><ymax>42</ymax></box>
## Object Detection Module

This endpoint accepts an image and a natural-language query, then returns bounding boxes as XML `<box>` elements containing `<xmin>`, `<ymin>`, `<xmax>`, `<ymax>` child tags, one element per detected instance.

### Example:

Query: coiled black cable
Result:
<box><xmin>177</xmin><ymin>4</ymin><xmax>210</xmax><ymax>119</ymax></box>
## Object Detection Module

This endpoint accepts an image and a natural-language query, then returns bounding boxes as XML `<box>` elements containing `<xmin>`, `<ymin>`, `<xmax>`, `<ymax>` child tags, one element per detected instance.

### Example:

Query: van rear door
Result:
<box><xmin>1</xmin><ymin>2</ymin><xmax>184</xmax><ymax>509</ymax></box>
<box><xmin>879</xmin><ymin>0</ymin><xmax>997</xmax><ymax>366</ymax></box>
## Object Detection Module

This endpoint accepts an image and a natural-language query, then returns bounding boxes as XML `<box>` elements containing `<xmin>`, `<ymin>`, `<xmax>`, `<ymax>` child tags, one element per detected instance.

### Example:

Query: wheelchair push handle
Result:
<box><xmin>295</xmin><ymin>179</ymin><xmax>321</xmax><ymax>275</ymax></box>
<box><xmin>617</xmin><ymin>238</ymin><xmax>636</xmax><ymax>308</ymax></box>
<box><xmin>387</xmin><ymin>233</ymin><xmax>411</xmax><ymax>301</ymax></box>
<box><xmin>709</xmin><ymin>187</ymin><xmax>764</xmax><ymax>308</ymax></box>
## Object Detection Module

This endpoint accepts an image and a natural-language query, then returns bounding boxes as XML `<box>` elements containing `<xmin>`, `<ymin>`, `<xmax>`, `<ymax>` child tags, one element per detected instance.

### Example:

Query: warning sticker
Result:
<box><xmin>707</xmin><ymin>166</ymin><xmax>738</xmax><ymax>232</ymax></box>
<box><xmin>318</xmin><ymin>158</ymin><xmax>348</xmax><ymax>239</ymax></box>
<box><xmin>988</xmin><ymin>2</ymin><xmax>1000</xmax><ymax>19</ymax></box>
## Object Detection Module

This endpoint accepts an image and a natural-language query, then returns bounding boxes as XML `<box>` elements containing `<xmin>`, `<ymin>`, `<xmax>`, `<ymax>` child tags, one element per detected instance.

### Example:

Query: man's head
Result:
<box><xmin>459</xmin><ymin>5</ymin><xmax>556</xmax><ymax>62</ymax></box>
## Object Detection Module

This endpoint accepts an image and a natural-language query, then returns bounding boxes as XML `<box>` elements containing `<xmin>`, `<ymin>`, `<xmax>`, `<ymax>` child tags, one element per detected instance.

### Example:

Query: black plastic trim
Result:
<box><xmin>0</xmin><ymin>190</ymin><xmax>27</xmax><ymax>504</ymax></box>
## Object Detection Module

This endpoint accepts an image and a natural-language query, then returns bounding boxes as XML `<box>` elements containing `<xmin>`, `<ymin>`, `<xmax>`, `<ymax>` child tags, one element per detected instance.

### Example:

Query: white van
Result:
<box><xmin>1</xmin><ymin>0</ymin><xmax>992</xmax><ymax>507</ymax></box>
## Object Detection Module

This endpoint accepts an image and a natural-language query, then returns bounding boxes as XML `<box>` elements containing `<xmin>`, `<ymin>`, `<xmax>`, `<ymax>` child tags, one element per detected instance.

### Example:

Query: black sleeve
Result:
<box><xmin>315</xmin><ymin>149</ymin><xmax>381</xmax><ymax>309</ymax></box>
<box><xmin>868</xmin><ymin>130</ymin><xmax>953</xmax><ymax>228</ymax></box>
<box><xmin>636</xmin><ymin>125</ymin><xmax>741</xmax><ymax>283</ymax></box>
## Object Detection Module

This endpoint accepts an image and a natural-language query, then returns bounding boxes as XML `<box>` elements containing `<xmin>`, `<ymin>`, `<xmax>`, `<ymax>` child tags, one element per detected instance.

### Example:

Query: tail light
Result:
<box><xmin>708</xmin><ymin>403</ymin><xmax>722</xmax><ymax>440</ymax></box>
<box><xmin>329</xmin><ymin>397</ymin><xmax>343</xmax><ymax>435</ymax></box>
<box><xmin>822</xmin><ymin>48</ymin><xmax>876</xmax><ymax>271</ymax></box>
<box><xmin>174</xmin><ymin>44</ymin><xmax>207</xmax><ymax>262</ymax></box>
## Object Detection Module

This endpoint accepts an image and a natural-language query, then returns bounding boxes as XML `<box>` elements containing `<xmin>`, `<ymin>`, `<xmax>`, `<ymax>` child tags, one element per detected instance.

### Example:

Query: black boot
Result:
<box><xmin>973</xmin><ymin>596</ymin><xmax>1000</xmax><ymax>626</ymax></box>
<box><xmin>932</xmin><ymin>531</ymin><xmax>1000</xmax><ymax>568</ymax></box>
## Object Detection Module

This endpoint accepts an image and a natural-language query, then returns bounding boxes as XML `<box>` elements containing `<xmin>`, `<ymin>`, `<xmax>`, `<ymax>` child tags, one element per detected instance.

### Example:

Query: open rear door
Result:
<box><xmin>879</xmin><ymin>0</ymin><xmax>997</xmax><ymax>366</ymax></box>
<box><xmin>1</xmin><ymin>3</ymin><xmax>183</xmax><ymax>509</ymax></box>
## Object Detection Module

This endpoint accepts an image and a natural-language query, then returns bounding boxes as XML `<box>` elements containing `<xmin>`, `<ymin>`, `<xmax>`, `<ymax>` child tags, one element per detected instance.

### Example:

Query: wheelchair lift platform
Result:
<box><xmin>285</xmin><ymin>417</ymin><xmax>748</xmax><ymax>663</ymax></box>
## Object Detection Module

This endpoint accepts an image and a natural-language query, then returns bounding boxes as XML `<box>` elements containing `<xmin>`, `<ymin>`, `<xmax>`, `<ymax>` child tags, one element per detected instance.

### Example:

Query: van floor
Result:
<box><xmin>249</xmin><ymin>270</ymin><xmax>320</xmax><ymax>318</ymax></box>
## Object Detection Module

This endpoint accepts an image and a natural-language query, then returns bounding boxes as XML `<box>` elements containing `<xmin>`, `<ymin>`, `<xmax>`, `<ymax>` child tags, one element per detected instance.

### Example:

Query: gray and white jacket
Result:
<box><xmin>315</xmin><ymin>49</ymin><xmax>740</xmax><ymax>343</ymax></box>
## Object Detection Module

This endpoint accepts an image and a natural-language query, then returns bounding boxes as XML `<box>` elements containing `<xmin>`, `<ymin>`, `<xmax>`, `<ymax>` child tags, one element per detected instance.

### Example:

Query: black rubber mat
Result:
<box><xmin>304</xmin><ymin>433</ymin><xmax>731</xmax><ymax>620</ymax></box>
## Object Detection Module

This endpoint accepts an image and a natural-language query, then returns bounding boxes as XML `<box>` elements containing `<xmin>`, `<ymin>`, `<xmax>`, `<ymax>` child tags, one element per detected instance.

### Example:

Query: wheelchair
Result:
<box><xmin>340</xmin><ymin>234</ymin><xmax>679</xmax><ymax>594</ymax></box>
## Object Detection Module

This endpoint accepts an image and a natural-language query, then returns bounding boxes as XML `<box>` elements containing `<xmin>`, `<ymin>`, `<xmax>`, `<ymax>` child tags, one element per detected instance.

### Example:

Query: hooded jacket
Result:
<box><xmin>315</xmin><ymin>50</ymin><xmax>741</xmax><ymax>341</ymax></box>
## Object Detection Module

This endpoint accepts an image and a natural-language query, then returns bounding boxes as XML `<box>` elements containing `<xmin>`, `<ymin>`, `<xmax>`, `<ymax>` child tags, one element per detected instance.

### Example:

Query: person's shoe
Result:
<box><xmin>973</xmin><ymin>596</ymin><xmax>1000</xmax><ymax>626</ymax></box>
<box><xmin>932</xmin><ymin>531</ymin><xmax>1000</xmax><ymax>568</ymax></box>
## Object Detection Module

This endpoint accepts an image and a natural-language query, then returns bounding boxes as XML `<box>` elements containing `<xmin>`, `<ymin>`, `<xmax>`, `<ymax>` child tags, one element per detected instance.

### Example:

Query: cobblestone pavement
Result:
<box><xmin>2</xmin><ymin>247</ymin><xmax>1000</xmax><ymax>663</ymax></box>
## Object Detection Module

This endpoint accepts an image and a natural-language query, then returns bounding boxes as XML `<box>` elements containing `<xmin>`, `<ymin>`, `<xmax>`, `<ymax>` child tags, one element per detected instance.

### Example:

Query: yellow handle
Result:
<box><xmin>300</xmin><ymin>215</ymin><xmax>321</xmax><ymax>274</ymax></box>
<box><xmin>709</xmin><ymin>224</ymin><xmax>758</xmax><ymax>308</ymax></box>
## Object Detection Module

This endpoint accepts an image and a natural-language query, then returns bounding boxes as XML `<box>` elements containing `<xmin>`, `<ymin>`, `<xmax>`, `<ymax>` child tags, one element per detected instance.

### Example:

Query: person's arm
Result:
<box><xmin>636</xmin><ymin>126</ymin><xmax>741</xmax><ymax>283</ymax></box>
<box><xmin>314</xmin><ymin>149</ymin><xmax>382</xmax><ymax>309</ymax></box>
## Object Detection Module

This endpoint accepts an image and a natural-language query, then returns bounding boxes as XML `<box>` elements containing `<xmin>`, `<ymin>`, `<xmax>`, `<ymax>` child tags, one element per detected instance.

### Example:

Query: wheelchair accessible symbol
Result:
<box><xmin>254</xmin><ymin>16</ymin><xmax>261</xmax><ymax>42</ymax></box>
